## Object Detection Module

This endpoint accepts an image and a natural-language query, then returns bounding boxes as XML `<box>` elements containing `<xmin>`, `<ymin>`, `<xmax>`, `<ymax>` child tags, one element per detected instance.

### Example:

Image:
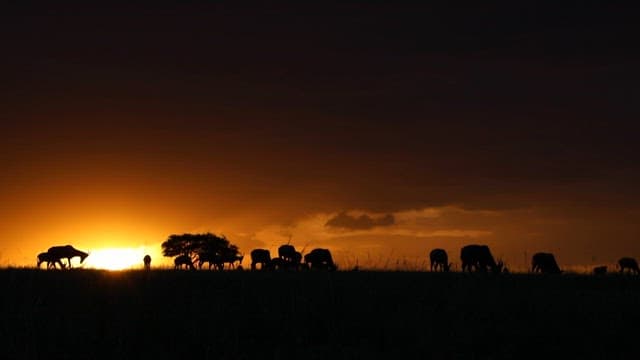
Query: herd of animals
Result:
<box><xmin>35</xmin><ymin>243</ymin><xmax>640</xmax><ymax>275</ymax></box>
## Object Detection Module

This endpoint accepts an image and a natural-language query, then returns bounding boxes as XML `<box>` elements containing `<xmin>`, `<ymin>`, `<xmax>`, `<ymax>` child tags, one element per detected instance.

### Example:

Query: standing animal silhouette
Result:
<box><xmin>46</xmin><ymin>245</ymin><xmax>89</xmax><ymax>269</ymax></box>
<box><xmin>304</xmin><ymin>248</ymin><xmax>337</xmax><ymax>271</ymax></box>
<box><xmin>429</xmin><ymin>248</ymin><xmax>451</xmax><ymax>272</ymax></box>
<box><xmin>460</xmin><ymin>244</ymin><xmax>503</xmax><ymax>273</ymax></box>
<box><xmin>37</xmin><ymin>251</ymin><xmax>65</xmax><ymax>269</ymax></box>
<box><xmin>250</xmin><ymin>249</ymin><xmax>271</xmax><ymax>270</ymax></box>
<box><xmin>174</xmin><ymin>254</ymin><xmax>195</xmax><ymax>270</ymax></box>
<box><xmin>531</xmin><ymin>252</ymin><xmax>562</xmax><ymax>274</ymax></box>
<box><xmin>143</xmin><ymin>254</ymin><xmax>151</xmax><ymax>270</ymax></box>
<box><xmin>618</xmin><ymin>257</ymin><xmax>640</xmax><ymax>274</ymax></box>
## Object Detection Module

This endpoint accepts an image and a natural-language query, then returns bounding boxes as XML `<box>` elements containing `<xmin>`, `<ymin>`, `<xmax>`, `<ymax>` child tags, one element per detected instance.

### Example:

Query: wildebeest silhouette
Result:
<box><xmin>278</xmin><ymin>244</ymin><xmax>297</xmax><ymax>262</ymax></box>
<box><xmin>593</xmin><ymin>265</ymin><xmax>607</xmax><ymax>275</ymax></box>
<box><xmin>195</xmin><ymin>251</ymin><xmax>221</xmax><ymax>270</ymax></box>
<box><xmin>304</xmin><ymin>248</ymin><xmax>337</xmax><ymax>271</ymax></box>
<box><xmin>269</xmin><ymin>257</ymin><xmax>288</xmax><ymax>271</ymax></box>
<box><xmin>250</xmin><ymin>249</ymin><xmax>271</xmax><ymax>270</ymax></box>
<box><xmin>429</xmin><ymin>248</ymin><xmax>451</xmax><ymax>272</ymax></box>
<box><xmin>618</xmin><ymin>257</ymin><xmax>640</xmax><ymax>274</ymax></box>
<box><xmin>143</xmin><ymin>254</ymin><xmax>151</xmax><ymax>270</ymax></box>
<box><xmin>37</xmin><ymin>251</ymin><xmax>65</xmax><ymax>269</ymax></box>
<box><xmin>174</xmin><ymin>254</ymin><xmax>195</xmax><ymax>270</ymax></box>
<box><xmin>460</xmin><ymin>244</ymin><xmax>503</xmax><ymax>273</ymax></box>
<box><xmin>221</xmin><ymin>253</ymin><xmax>244</xmax><ymax>270</ymax></box>
<box><xmin>46</xmin><ymin>245</ymin><xmax>89</xmax><ymax>269</ymax></box>
<box><xmin>196</xmin><ymin>251</ymin><xmax>243</xmax><ymax>270</ymax></box>
<box><xmin>531</xmin><ymin>252</ymin><xmax>562</xmax><ymax>274</ymax></box>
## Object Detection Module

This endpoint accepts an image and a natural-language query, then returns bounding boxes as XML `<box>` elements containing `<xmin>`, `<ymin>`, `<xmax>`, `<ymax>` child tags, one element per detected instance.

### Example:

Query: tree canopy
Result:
<box><xmin>161</xmin><ymin>232</ymin><xmax>238</xmax><ymax>259</ymax></box>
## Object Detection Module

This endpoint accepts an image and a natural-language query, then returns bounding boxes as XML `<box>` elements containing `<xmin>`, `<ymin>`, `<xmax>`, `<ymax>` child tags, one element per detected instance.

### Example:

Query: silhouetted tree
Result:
<box><xmin>162</xmin><ymin>233</ymin><xmax>210</xmax><ymax>258</ymax></box>
<box><xmin>162</xmin><ymin>232</ymin><xmax>241</xmax><ymax>270</ymax></box>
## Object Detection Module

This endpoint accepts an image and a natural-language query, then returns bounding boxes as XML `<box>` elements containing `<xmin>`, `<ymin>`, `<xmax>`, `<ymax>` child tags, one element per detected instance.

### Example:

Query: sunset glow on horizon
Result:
<box><xmin>83</xmin><ymin>247</ymin><xmax>149</xmax><ymax>271</ymax></box>
<box><xmin>1</xmin><ymin>3</ymin><xmax>639</xmax><ymax>272</ymax></box>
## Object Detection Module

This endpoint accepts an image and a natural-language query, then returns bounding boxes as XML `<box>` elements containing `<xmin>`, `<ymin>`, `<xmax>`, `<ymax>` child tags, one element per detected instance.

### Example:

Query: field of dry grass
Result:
<box><xmin>1</xmin><ymin>269</ymin><xmax>638</xmax><ymax>359</ymax></box>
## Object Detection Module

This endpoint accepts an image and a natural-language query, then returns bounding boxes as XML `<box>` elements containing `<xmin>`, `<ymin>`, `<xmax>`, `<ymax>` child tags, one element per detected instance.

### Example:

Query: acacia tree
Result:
<box><xmin>161</xmin><ymin>232</ymin><xmax>237</xmax><ymax>261</ymax></box>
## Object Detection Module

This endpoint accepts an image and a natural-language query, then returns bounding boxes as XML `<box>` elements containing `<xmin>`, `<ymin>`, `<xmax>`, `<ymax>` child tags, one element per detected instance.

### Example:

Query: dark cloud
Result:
<box><xmin>325</xmin><ymin>212</ymin><xmax>395</xmax><ymax>231</ymax></box>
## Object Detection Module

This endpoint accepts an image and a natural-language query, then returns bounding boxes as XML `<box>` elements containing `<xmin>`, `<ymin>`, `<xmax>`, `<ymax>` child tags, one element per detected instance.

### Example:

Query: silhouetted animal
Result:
<box><xmin>214</xmin><ymin>254</ymin><xmax>244</xmax><ymax>270</ymax></box>
<box><xmin>196</xmin><ymin>252</ymin><xmax>220</xmax><ymax>270</ymax></box>
<box><xmin>460</xmin><ymin>244</ymin><xmax>503</xmax><ymax>273</ymax></box>
<box><xmin>593</xmin><ymin>266</ymin><xmax>607</xmax><ymax>275</ymax></box>
<box><xmin>292</xmin><ymin>251</ymin><xmax>302</xmax><ymax>265</ymax></box>
<box><xmin>304</xmin><ymin>248</ymin><xmax>337</xmax><ymax>271</ymax></box>
<box><xmin>221</xmin><ymin>253</ymin><xmax>244</xmax><ymax>270</ymax></box>
<box><xmin>618</xmin><ymin>257</ymin><xmax>640</xmax><ymax>274</ymax></box>
<box><xmin>47</xmin><ymin>245</ymin><xmax>89</xmax><ymax>269</ymax></box>
<box><xmin>37</xmin><ymin>251</ymin><xmax>65</xmax><ymax>269</ymax></box>
<box><xmin>278</xmin><ymin>244</ymin><xmax>297</xmax><ymax>262</ymax></box>
<box><xmin>250</xmin><ymin>249</ymin><xmax>271</xmax><ymax>270</ymax></box>
<box><xmin>143</xmin><ymin>255</ymin><xmax>151</xmax><ymax>270</ymax></box>
<box><xmin>429</xmin><ymin>248</ymin><xmax>451</xmax><ymax>272</ymax></box>
<box><xmin>269</xmin><ymin>257</ymin><xmax>288</xmax><ymax>271</ymax></box>
<box><xmin>531</xmin><ymin>252</ymin><xmax>562</xmax><ymax>274</ymax></box>
<box><xmin>174</xmin><ymin>254</ymin><xmax>195</xmax><ymax>270</ymax></box>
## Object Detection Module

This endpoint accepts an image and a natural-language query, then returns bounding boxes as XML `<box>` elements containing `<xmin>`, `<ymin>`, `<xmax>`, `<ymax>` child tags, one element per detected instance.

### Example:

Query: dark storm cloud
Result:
<box><xmin>325</xmin><ymin>212</ymin><xmax>395</xmax><ymax>231</ymax></box>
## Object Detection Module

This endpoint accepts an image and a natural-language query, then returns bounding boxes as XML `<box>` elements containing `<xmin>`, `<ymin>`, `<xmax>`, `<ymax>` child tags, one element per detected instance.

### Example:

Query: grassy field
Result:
<box><xmin>1</xmin><ymin>269</ymin><xmax>639</xmax><ymax>359</ymax></box>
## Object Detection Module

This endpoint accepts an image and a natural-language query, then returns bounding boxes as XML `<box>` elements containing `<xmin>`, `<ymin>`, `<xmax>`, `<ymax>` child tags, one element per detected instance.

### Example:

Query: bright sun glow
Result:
<box><xmin>84</xmin><ymin>248</ymin><xmax>147</xmax><ymax>270</ymax></box>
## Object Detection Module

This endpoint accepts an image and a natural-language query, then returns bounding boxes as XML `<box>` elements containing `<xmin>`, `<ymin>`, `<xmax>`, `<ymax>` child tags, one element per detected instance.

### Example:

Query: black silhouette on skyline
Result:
<box><xmin>45</xmin><ymin>245</ymin><xmax>89</xmax><ymax>269</ymax></box>
<box><xmin>593</xmin><ymin>266</ymin><xmax>607</xmax><ymax>275</ymax></box>
<box><xmin>429</xmin><ymin>248</ymin><xmax>451</xmax><ymax>272</ymax></box>
<box><xmin>460</xmin><ymin>244</ymin><xmax>503</xmax><ymax>273</ymax></box>
<box><xmin>162</xmin><ymin>232</ymin><xmax>241</xmax><ymax>271</ymax></box>
<box><xmin>174</xmin><ymin>254</ymin><xmax>195</xmax><ymax>270</ymax></box>
<box><xmin>29</xmin><ymin>237</ymin><xmax>639</xmax><ymax>276</ymax></box>
<box><xmin>618</xmin><ymin>257</ymin><xmax>639</xmax><ymax>274</ymax></box>
<box><xmin>304</xmin><ymin>248</ymin><xmax>337</xmax><ymax>271</ymax></box>
<box><xmin>531</xmin><ymin>252</ymin><xmax>563</xmax><ymax>274</ymax></box>
<box><xmin>143</xmin><ymin>254</ymin><xmax>151</xmax><ymax>270</ymax></box>
<box><xmin>37</xmin><ymin>251</ymin><xmax>65</xmax><ymax>269</ymax></box>
<box><xmin>250</xmin><ymin>249</ymin><xmax>271</xmax><ymax>271</ymax></box>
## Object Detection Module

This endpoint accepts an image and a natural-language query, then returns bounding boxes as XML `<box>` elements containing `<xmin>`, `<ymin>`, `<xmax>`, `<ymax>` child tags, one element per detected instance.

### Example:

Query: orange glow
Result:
<box><xmin>84</xmin><ymin>247</ymin><xmax>147</xmax><ymax>270</ymax></box>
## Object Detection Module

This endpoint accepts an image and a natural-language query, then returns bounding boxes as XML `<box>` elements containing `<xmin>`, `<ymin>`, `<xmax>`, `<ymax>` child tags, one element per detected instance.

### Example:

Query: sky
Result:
<box><xmin>1</xmin><ymin>2</ymin><xmax>639</xmax><ymax>270</ymax></box>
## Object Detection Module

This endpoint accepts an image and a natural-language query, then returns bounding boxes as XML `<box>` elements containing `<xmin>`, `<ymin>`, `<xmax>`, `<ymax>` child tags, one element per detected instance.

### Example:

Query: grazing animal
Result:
<box><xmin>46</xmin><ymin>245</ymin><xmax>89</xmax><ymax>269</ymax></box>
<box><xmin>460</xmin><ymin>244</ymin><xmax>503</xmax><ymax>273</ymax></box>
<box><xmin>221</xmin><ymin>253</ymin><xmax>244</xmax><ymax>270</ymax></box>
<box><xmin>292</xmin><ymin>251</ymin><xmax>302</xmax><ymax>265</ymax></box>
<box><xmin>174</xmin><ymin>254</ymin><xmax>195</xmax><ymax>270</ymax></box>
<box><xmin>304</xmin><ymin>248</ymin><xmax>337</xmax><ymax>271</ymax></box>
<box><xmin>143</xmin><ymin>255</ymin><xmax>151</xmax><ymax>270</ymax></box>
<box><xmin>37</xmin><ymin>251</ymin><xmax>65</xmax><ymax>269</ymax></box>
<box><xmin>278</xmin><ymin>244</ymin><xmax>297</xmax><ymax>263</ymax></box>
<box><xmin>593</xmin><ymin>266</ymin><xmax>607</xmax><ymax>275</ymax></box>
<box><xmin>618</xmin><ymin>257</ymin><xmax>640</xmax><ymax>274</ymax></box>
<box><xmin>250</xmin><ymin>249</ymin><xmax>271</xmax><ymax>270</ymax></box>
<box><xmin>531</xmin><ymin>252</ymin><xmax>562</xmax><ymax>274</ymax></box>
<box><xmin>429</xmin><ymin>248</ymin><xmax>451</xmax><ymax>272</ymax></box>
<box><xmin>269</xmin><ymin>257</ymin><xmax>288</xmax><ymax>271</ymax></box>
<box><xmin>196</xmin><ymin>252</ymin><xmax>220</xmax><ymax>270</ymax></box>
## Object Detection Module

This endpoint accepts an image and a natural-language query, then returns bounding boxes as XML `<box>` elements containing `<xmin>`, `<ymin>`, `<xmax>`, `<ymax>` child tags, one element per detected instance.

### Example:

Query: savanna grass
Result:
<box><xmin>1</xmin><ymin>269</ymin><xmax>639</xmax><ymax>359</ymax></box>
